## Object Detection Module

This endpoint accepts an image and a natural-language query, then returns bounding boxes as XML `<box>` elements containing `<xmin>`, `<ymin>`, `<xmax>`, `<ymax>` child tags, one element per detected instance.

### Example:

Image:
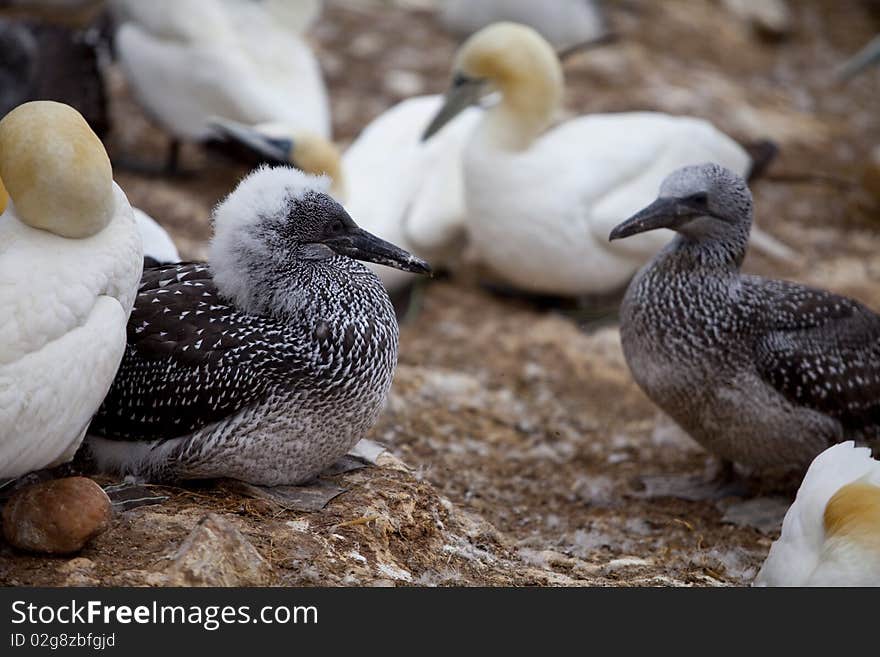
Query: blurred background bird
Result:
<box><xmin>109</xmin><ymin>0</ymin><xmax>330</xmax><ymax>173</ymax></box>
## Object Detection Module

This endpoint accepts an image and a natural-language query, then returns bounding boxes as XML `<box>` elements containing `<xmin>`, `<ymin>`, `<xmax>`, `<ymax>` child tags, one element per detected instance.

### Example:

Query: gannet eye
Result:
<box><xmin>687</xmin><ymin>192</ymin><xmax>709</xmax><ymax>207</ymax></box>
<box><xmin>327</xmin><ymin>220</ymin><xmax>344</xmax><ymax>235</ymax></box>
<box><xmin>452</xmin><ymin>72</ymin><xmax>470</xmax><ymax>87</ymax></box>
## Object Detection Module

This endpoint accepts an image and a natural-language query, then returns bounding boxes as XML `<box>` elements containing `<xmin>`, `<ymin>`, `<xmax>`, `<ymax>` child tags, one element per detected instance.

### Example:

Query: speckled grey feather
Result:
<box><xmin>87</xmin><ymin>170</ymin><xmax>401</xmax><ymax>485</ymax></box>
<box><xmin>618</xmin><ymin>163</ymin><xmax>880</xmax><ymax>469</ymax></box>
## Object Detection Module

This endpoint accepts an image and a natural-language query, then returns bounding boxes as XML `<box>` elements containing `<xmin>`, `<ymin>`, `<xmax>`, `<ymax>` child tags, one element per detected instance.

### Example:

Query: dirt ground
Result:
<box><xmin>1</xmin><ymin>0</ymin><xmax>878</xmax><ymax>587</ymax></box>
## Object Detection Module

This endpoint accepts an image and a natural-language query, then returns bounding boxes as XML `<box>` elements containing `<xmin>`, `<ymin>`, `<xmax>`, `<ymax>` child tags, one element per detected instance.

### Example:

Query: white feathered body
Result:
<box><xmin>755</xmin><ymin>442</ymin><xmax>880</xmax><ymax>586</ymax></box>
<box><xmin>464</xmin><ymin>111</ymin><xmax>751</xmax><ymax>296</ymax></box>
<box><xmin>114</xmin><ymin>0</ymin><xmax>330</xmax><ymax>142</ymax></box>
<box><xmin>133</xmin><ymin>207</ymin><xmax>179</xmax><ymax>264</ymax></box>
<box><xmin>441</xmin><ymin>0</ymin><xmax>605</xmax><ymax>50</ymax></box>
<box><xmin>342</xmin><ymin>95</ymin><xmax>481</xmax><ymax>291</ymax></box>
<box><xmin>0</xmin><ymin>185</ymin><xmax>142</xmax><ymax>477</ymax></box>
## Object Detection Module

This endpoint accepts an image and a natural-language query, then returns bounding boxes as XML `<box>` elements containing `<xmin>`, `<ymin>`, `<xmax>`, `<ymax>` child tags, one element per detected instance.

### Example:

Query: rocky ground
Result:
<box><xmin>1</xmin><ymin>0</ymin><xmax>878</xmax><ymax>586</ymax></box>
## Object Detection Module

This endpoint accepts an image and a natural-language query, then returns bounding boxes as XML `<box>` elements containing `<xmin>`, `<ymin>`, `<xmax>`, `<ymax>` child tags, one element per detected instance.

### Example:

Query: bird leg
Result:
<box><xmin>164</xmin><ymin>137</ymin><xmax>181</xmax><ymax>176</ymax></box>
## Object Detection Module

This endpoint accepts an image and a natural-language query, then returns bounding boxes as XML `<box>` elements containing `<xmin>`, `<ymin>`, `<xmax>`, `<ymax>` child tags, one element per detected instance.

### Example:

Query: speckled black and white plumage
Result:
<box><xmin>616</xmin><ymin>163</ymin><xmax>880</xmax><ymax>469</ymax></box>
<box><xmin>87</xmin><ymin>167</ymin><xmax>408</xmax><ymax>485</ymax></box>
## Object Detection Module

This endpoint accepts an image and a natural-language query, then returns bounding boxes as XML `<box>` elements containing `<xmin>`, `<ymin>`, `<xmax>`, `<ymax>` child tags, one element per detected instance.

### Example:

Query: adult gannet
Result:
<box><xmin>87</xmin><ymin>167</ymin><xmax>430</xmax><ymax>486</ymax></box>
<box><xmin>440</xmin><ymin>0</ymin><xmax>606</xmax><ymax>51</ymax></box>
<box><xmin>423</xmin><ymin>22</ymin><xmax>793</xmax><ymax>297</ymax></box>
<box><xmin>209</xmin><ymin>94</ymin><xmax>482</xmax><ymax>291</ymax></box>
<box><xmin>755</xmin><ymin>442</ymin><xmax>880</xmax><ymax>586</ymax></box>
<box><xmin>111</xmin><ymin>0</ymin><xmax>330</xmax><ymax>171</ymax></box>
<box><xmin>0</xmin><ymin>100</ymin><xmax>142</xmax><ymax>478</ymax></box>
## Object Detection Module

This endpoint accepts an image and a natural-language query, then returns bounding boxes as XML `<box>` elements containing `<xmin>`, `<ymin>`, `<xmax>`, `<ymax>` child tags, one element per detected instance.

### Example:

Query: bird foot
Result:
<box><xmin>635</xmin><ymin>460</ymin><xmax>751</xmax><ymax>502</ymax></box>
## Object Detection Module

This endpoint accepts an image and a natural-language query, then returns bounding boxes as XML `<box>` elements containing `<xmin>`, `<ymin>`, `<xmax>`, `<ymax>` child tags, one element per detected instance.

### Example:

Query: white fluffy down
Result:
<box><xmin>754</xmin><ymin>441</ymin><xmax>880</xmax><ymax>586</ymax></box>
<box><xmin>209</xmin><ymin>166</ymin><xmax>329</xmax><ymax>309</ymax></box>
<box><xmin>0</xmin><ymin>184</ymin><xmax>143</xmax><ymax>477</ymax></box>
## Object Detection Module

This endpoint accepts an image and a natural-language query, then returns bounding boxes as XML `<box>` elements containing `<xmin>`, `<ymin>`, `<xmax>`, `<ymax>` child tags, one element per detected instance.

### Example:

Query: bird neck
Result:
<box><xmin>482</xmin><ymin>66</ymin><xmax>562</xmax><ymax>151</ymax></box>
<box><xmin>666</xmin><ymin>228</ymin><xmax>750</xmax><ymax>273</ymax></box>
<box><xmin>215</xmin><ymin>256</ymin><xmax>381</xmax><ymax>321</ymax></box>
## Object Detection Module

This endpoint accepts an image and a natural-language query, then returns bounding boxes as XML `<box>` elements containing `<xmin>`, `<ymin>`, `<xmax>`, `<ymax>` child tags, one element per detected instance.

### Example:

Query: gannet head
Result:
<box><xmin>0</xmin><ymin>100</ymin><xmax>114</xmax><ymax>238</ymax></box>
<box><xmin>609</xmin><ymin>163</ymin><xmax>754</xmax><ymax>244</ymax></box>
<box><xmin>0</xmin><ymin>175</ymin><xmax>8</xmax><ymax>215</ymax></box>
<box><xmin>209</xmin><ymin>166</ymin><xmax>430</xmax><ymax>315</ymax></box>
<box><xmin>823</xmin><ymin>482</ymin><xmax>880</xmax><ymax>550</ymax></box>
<box><xmin>754</xmin><ymin>442</ymin><xmax>880</xmax><ymax>586</ymax></box>
<box><xmin>208</xmin><ymin>118</ymin><xmax>346</xmax><ymax>199</ymax></box>
<box><xmin>423</xmin><ymin>22</ymin><xmax>563</xmax><ymax>146</ymax></box>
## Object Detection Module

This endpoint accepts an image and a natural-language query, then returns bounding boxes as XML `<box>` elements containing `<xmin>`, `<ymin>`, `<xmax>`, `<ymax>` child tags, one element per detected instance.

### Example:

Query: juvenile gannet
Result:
<box><xmin>611</xmin><ymin>163</ymin><xmax>880</xmax><ymax>470</ymax></box>
<box><xmin>0</xmin><ymin>100</ymin><xmax>142</xmax><ymax>478</ymax></box>
<box><xmin>423</xmin><ymin>22</ymin><xmax>793</xmax><ymax>297</ymax></box>
<box><xmin>111</xmin><ymin>0</ymin><xmax>330</xmax><ymax>171</ymax></box>
<box><xmin>209</xmin><ymin>94</ymin><xmax>482</xmax><ymax>291</ymax></box>
<box><xmin>755</xmin><ymin>442</ymin><xmax>880</xmax><ymax>586</ymax></box>
<box><xmin>86</xmin><ymin>167</ymin><xmax>430</xmax><ymax>486</ymax></box>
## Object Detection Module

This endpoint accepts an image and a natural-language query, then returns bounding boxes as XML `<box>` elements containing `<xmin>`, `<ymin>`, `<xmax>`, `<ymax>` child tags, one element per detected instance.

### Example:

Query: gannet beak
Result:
<box><xmin>834</xmin><ymin>34</ymin><xmax>880</xmax><ymax>82</ymax></box>
<box><xmin>326</xmin><ymin>226</ymin><xmax>432</xmax><ymax>275</ymax></box>
<box><xmin>208</xmin><ymin>117</ymin><xmax>293</xmax><ymax>164</ymax></box>
<box><xmin>609</xmin><ymin>197</ymin><xmax>699</xmax><ymax>241</ymax></box>
<box><xmin>422</xmin><ymin>75</ymin><xmax>484</xmax><ymax>141</ymax></box>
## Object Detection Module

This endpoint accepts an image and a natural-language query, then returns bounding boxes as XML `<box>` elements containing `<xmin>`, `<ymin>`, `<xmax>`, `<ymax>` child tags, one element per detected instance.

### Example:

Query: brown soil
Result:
<box><xmin>1</xmin><ymin>0</ymin><xmax>878</xmax><ymax>587</ymax></box>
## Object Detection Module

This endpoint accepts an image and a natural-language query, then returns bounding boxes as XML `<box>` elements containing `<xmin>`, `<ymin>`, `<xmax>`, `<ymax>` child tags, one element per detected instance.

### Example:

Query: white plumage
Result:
<box><xmin>0</xmin><ymin>101</ymin><xmax>142</xmax><ymax>478</ymax></box>
<box><xmin>755</xmin><ymin>442</ymin><xmax>880</xmax><ymax>586</ymax></box>
<box><xmin>342</xmin><ymin>95</ymin><xmax>481</xmax><ymax>291</ymax></box>
<box><xmin>0</xmin><ymin>187</ymin><xmax>141</xmax><ymax>476</ymax></box>
<box><xmin>440</xmin><ymin>0</ymin><xmax>606</xmax><ymax>50</ymax></box>
<box><xmin>133</xmin><ymin>207</ymin><xmax>180</xmax><ymax>264</ymax></box>
<box><xmin>425</xmin><ymin>22</ymin><xmax>793</xmax><ymax>296</ymax></box>
<box><xmin>112</xmin><ymin>0</ymin><xmax>330</xmax><ymax>143</ymax></box>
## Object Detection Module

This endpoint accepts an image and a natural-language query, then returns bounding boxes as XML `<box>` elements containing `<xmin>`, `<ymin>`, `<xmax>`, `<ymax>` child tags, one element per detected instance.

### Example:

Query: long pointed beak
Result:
<box><xmin>209</xmin><ymin>117</ymin><xmax>293</xmax><ymax>164</ymax></box>
<box><xmin>422</xmin><ymin>78</ymin><xmax>484</xmax><ymax>141</ymax></box>
<box><xmin>835</xmin><ymin>34</ymin><xmax>880</xmax><ymax>81</ymax></box>
<box><xmin>609</xmin><ymin>197</ymin><xmax>689</xmax><ymax>241</ymax></box>
<box><xmin>327</xmin><ymin>227</ymin><xmax>432</xmax><ymax>275</ymax></box>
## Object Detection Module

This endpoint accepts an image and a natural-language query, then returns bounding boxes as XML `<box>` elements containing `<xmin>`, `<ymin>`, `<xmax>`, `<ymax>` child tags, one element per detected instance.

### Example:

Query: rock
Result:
<box><xmin>163</xmin><ymin>513</ymin><xmax>275</xmax><ymax>586</ymax></box>
<box><xmin>1</xmin><ymin>477</ymin><xmax>112</xmax><ymax>554</ymax></box>
<box><xmin>57</xmin><ymin>557</ymin><xmax>99</xmax><ymax>587</ymax></box>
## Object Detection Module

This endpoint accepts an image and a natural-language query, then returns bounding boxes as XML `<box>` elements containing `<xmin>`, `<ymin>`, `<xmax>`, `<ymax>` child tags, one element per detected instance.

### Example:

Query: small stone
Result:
<box><xmin>163</xmin><ymin>513</ymin><xmax>274</xmax><ymax>586</ymax></box>
<box><xmin>1</xmin><ymin>477</ymin><xmax>112</xmax><ymax>555</ymax></box>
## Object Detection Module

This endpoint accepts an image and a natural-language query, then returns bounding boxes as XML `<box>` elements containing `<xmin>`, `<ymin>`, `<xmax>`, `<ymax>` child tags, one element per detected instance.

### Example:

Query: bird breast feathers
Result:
<box><xmin>0</xmin><ymin>185</ymin><xmax>141</xmax><ymax>365</ymax></box>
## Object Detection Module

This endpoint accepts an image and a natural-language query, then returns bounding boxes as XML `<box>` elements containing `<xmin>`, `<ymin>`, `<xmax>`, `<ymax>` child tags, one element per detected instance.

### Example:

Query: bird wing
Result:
<box><xmin>89</xmin><ymin>262</ymin><xmax>310</xmax><ymax>442</ymax></box>
<box><xmin>750</xmin><ymin>277</ymin><xmax>880</xmax><ymax>431</ymax></box>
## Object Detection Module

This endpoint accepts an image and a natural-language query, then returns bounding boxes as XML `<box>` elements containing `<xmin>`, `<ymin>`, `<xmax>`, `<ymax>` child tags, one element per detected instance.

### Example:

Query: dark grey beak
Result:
<box><xmin>422</xmin><ymin>76</ymin><xmax>485</xmax><ymax>141</ymax></box>
<box><xmin>209</xmin><ymin>117</ymin><xmax>293</xmax><ymax>164</ymax></box>
<box><xmin>834</xmin><ymin>34</ymin><xmax>880</xmax><ymax>81</ymax></box>
<box><xmin>327</xmin><ymin>226</ymin><xmax>432</xmax><ymax>275</ymax></box>
<box><xmin>609</xmin><ymin>197</ymin><xmax>700</xmax><ymax>241</ymax></box>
